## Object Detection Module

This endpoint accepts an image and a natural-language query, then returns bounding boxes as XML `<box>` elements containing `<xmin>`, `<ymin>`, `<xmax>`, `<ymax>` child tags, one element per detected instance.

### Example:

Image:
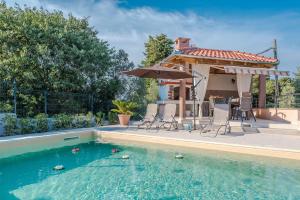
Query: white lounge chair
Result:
<box><xmin>156</xmin><ymin>104</ymin><xmax>178</xmax><ymax>131</ymax></box>
<box><xmin>137</xmin><ymin>104</ymin><xmax>158</xmax><ymax>129</ymax></box>
<box><xmin>200</xmin><ymin>103</ymin><xmax>231</xmax><ymax>137</ymax></box>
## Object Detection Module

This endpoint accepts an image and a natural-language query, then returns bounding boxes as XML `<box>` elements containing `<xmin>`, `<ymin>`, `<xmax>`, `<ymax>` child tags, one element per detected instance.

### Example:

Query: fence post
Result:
<box><xmin>44</xmin><ymin>90</ymin><xmax>48</xmax><ymax>114</ymax></box>
<box><xmin>13</xmin><ymin>79</ymin><xmax>17</xmax><ymax>114</ymax></box>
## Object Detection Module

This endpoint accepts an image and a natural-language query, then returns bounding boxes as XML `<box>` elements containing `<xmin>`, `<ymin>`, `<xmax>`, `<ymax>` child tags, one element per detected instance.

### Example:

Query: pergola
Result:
<box><xmin>158</xmin><ymin>37</ymin><xmax>289</xmax><ymax>121</ymax></box>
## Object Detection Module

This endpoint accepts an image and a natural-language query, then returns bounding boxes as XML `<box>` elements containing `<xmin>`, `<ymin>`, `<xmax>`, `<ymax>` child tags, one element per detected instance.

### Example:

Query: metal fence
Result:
<box><xmin>2</xmin><ymin>80</ymin><xmax>300</xmax><ymax>117</ymax></box>
<box><xmin>253</xmin><ymin>93</ymin><xmax>300</xmax><ymax>108</ymax></box>
<box><xmin>0</xmin><ymin>81</ymin><xmax>111</xmax><ymax>117</ymax></box>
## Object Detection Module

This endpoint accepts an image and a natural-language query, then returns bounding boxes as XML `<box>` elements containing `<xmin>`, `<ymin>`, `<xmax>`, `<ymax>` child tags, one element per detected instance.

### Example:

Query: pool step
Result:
<box><xmin>63</xmin><ymin>136</ymin><xmax>79</xmax><ymax>141</ymax></box>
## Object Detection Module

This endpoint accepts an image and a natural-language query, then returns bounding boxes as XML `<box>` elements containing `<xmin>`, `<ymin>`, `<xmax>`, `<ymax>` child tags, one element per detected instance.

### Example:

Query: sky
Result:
<box><xmin>5</xmin><ymin>0</ymin><xmax>300</xmax><ymax>72</ymax></box>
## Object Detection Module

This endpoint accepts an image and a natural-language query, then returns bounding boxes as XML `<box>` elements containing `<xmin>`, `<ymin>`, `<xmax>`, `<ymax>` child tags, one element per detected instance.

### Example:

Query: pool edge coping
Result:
<box><xmin>97</xmin><ymin>130</ymin><xmax>300</xmax><ymax>161</ymax></box>
<box><xmin>0</xmin><ymin>128</ymin><xmax>299</xmax><ymax>161</ymax></box>
<box><xmin>0</xmin><ymin>128</ymin><xmax>95</xmax><ymax>142</ymax></box>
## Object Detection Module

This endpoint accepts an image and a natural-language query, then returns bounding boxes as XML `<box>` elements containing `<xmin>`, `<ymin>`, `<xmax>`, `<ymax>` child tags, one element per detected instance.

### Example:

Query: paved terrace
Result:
<box><xmin>97</xmin><ymin>125</ymin><xmax>300</xmax><ymax>160</ymax></box>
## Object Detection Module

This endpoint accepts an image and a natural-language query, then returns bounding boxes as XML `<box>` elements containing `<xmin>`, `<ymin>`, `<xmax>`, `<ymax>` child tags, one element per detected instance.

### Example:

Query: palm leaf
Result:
<box><xmin>111</xmin><ymin>100</ymin><xmax>137</xmax><ymax>116</ymax></box>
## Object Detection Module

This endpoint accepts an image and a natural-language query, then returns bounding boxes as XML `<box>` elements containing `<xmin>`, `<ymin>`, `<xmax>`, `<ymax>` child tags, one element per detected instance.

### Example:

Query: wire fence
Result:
<box><xmin>0</xmin><ymin>81</ymin><xmax>111</xmax><ymax>117</ymax></box>
<box><xmin>2</xmin><ymin>80</ymin><xmax>300</xmax><ymax>118</ymax></box>
<box><xmin>253</xmin><ymin>93</ymin><xmax>300</xmax><ymax>108</ymax></box>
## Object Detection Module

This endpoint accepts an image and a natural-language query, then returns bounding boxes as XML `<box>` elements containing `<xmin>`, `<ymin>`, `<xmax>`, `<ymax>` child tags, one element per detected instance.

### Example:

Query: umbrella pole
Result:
<box><xmin>192</xmin><ymin>76</ymin><xmax>197</xmax><ymax>130</ymax></box>
<box><xmin>192</xmin><ymin>74</ymin><xmax>206</xmax><ymax>130</ymax></box>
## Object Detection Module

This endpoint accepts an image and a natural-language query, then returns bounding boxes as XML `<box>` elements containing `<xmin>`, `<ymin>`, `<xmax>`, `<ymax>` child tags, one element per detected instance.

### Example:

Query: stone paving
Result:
<box><xmin>98</xmin><ymin>125</ymin><xmax>300</xmax><ymax>152</ymax></box>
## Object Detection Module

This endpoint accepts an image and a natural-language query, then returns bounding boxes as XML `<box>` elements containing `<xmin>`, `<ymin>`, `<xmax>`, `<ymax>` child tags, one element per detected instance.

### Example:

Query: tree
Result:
<box><xmin>0</xmin><ymin>3</ymin><xmax>135</xmax><ymax>116</ymax></box>
<box><xmin>279</xmin><ymin>81</ymin><xmax>295</xmax><ymax>108</ymax></box>
<box><xmin>266</xmin><ymin>79</ymin><xmax>275</xmax><ymax>96</ymax></box>
<box><xmin>110</xmin><ymin>49</ymin><xmax>135</xmax><ymax>96</ymax></box>
<box><xmin>279</xmin><ymin>79</ymin><xmax>295</xmax><ymax>108</ymax></box>
<box><xmin>96</xmin><ymin>49</ymin><xmax>136</xmax><ymax>113</ymax></box>
<box><xmin>294</xmin><ymin>66</ymin><xmax>300</xmax><ymax>93</ymax></box>
<box><xmin>142</xmin><ymin>34</ymin><xmax>174</xmax><ymax>67</ymax></box>
<box><xmin>0</xmin><ymin>3</ymin><xmax>113</xmax><ymax>91</ymax></box>
<box><xmin>293</xmin><ymin>66</ymin><xmax>300</xmax><ymax>108</ymax></box>
<box><xmin>252</xmin><ymin>76</ymin><xmax>276</xmax><ymax>95</ymax></box>
<box><xmin>142</xmin><ymin>34</ymin><xmax>173</xmax><ymax>103</ymax></box>
<box><xmin>251</xmin><ymin>75</ymin><xmax>295</xmax><ymax>107</ymax></box>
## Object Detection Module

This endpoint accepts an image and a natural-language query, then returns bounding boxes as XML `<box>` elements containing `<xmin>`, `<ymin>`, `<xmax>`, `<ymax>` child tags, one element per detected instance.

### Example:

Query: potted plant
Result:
<box><xmin>111</xmin><ymin>100</ymin><xmax>137</xmax><ymax>126</ymax></box>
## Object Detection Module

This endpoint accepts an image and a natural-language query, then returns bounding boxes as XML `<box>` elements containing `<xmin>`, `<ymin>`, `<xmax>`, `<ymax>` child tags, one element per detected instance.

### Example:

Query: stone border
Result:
<box><xmin>0</xmin><ymin>128</ymin><xmax>299</xmax><ymax>161</ymax></box>
<box><xmin>0</xmin><ymin>128</ymin><xmax>95</xmax><ymax>159</ymax></box>
<box><xmin>97</xmin><ymin>130</ymin><xmax>300</xmax><ymax>161</ymax></box>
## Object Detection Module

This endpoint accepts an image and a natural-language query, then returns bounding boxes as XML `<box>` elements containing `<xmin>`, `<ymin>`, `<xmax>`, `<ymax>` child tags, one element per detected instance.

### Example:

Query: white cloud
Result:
<box><xmin>5</xmin><ymin>0</ymin><xmax>300</xmax><ymax>71</ymax></box>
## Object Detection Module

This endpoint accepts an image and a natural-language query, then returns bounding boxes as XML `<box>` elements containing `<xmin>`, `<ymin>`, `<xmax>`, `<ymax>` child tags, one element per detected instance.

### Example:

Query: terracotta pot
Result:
<box><xmin>118</xmin><ymin>114</ymin><xmax>131</xmax><ymax>126</ymax></box>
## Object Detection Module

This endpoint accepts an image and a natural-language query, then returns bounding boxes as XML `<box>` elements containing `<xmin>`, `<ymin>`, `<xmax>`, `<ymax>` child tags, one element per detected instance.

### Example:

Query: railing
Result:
<box><xmin>253</xmin><ymin>93</ymin><xmax>300</xmax><ymax>109</ymax></box>
<box><xmin>0</xmin><ymin>81</ymin><xmax>112</xmax><ymax>117</ymax></box>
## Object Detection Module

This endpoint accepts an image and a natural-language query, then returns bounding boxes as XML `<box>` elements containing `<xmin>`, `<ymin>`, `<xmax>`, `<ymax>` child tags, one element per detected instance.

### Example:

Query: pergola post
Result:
<box><xmin>258</xmin><ymin>74</ymin><xmax>266</xmax><ymax>108</ymax></box>
<box><xmin>179</xmin><ymin>79</ymin><xmax>186</xmax><ymax>121</ymax></box>
<box><xmin>179</xmin><ymin>63</ymin><xmax>187</xmax><ymax>122</ymax></box>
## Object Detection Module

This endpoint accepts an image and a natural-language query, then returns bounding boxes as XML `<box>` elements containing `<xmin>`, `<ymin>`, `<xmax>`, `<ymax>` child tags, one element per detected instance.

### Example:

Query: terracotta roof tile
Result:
<box><xmin>180</xmin><ymin>48</ymin><xmax>278</xmax><ymax>64</ymax></box>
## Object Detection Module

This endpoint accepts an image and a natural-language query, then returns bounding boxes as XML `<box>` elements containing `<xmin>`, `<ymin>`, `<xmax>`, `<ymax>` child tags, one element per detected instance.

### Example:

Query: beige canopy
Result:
<box><xmin>222</xmin><ymin>66</ymin><xmax>289</xmax><ymax>98</ymax></box>
<box><xmin>224</xmin><ymin>66</ymin><xmax>289</xmax><ymax>76</ymax></box>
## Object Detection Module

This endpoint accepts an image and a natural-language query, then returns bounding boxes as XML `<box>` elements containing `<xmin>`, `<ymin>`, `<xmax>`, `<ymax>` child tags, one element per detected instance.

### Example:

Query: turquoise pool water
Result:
<box><xmin>0</xmin><ymin>141</ymin><xmax>300</xmax><ymax>200</ymax></box>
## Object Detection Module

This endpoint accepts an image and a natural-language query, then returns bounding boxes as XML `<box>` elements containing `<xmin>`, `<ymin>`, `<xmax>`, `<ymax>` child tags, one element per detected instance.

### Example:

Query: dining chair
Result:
<box><xmin>239</xmin><ymin>96</ymin><xmax>256</xmax><ymax>122</ymax></box>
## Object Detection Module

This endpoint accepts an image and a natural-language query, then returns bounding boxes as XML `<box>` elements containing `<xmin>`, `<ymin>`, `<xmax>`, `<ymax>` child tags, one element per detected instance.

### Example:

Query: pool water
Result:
<box><xmin>0</xmin><ymin>141</ymin><xmax>300</xmax><ymax>200</ymax></box>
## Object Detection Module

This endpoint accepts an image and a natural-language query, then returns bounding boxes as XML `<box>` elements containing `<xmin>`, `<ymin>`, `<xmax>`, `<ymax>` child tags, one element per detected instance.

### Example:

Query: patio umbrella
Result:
<box><xmin>123</xmin><ymin>64</ymin><xmax>193</xmax><ymax>79</ymax></box>
<box><xmin>123</xmin><ymin>64</ymin><xmax>201</xmax><ymax>130</ymax></box>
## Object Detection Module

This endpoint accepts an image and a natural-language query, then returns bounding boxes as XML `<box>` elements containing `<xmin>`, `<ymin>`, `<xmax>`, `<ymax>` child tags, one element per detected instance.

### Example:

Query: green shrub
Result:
<box><xmin>108</xmin><ymin>111</ymin><xmax>118</xmax><ymax>125</ymax></box>
<box><xmin>19</xmin><ymin>118</ymin><xmax>34</xmax><ymax>134</ymax></box>
<box><xmin>35</xmin><ymin>113</ymin><xmax>48</xmax><ymax>132</ymax></box>
<box><xmin>73</xmin><ymin>114</ymin><xmax>86</xmax><ymax>128</ymax></box>
<box><xmin>3</xmin><ymin>114</ymin><xmax>17</xmax><ymax>135</ymax></box>
<box><xmin>0</xmin><ymin>102</ymin><xmax>13</xmax><ymax>113</ymax></box>
<box><xmin>53</xmin><ymin>114</ymin><xmax>73</xmax><ymax>130</ymax></box>
<box><xmin>86</xmin><ymin>112</ymin><xmax>94</xmax><ymax>127</ymax></box>
<box><xmin>95</xmin><ymin>111</ymin><xmax>105</xmax><ymax>126</ymax></box>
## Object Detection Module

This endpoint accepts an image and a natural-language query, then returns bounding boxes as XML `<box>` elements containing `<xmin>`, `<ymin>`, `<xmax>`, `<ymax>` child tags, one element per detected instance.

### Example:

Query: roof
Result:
<box><xmin>176</xmin><ymin>48</ymin><xmax>278</xmax><ymax>64</ymax></box>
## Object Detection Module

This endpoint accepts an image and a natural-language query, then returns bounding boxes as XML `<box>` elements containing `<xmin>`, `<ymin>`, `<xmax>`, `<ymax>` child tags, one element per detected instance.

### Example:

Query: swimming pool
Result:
<box><xmin>0</xmin><ymin>140</ymin><xmax>299</xmax><ymax>200</ymax></box>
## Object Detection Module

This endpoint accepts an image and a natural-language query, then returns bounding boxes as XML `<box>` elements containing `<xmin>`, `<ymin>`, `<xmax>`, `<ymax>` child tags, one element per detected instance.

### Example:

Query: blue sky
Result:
<box><xmin>5</xmin><ymin>0</ymin><xmax>300</xmax><ymax>72</ymax></box>
<box><xmin>119</xmin><ymin>0</ymin><xmax>300</xmax><ymax>16</ymax></box>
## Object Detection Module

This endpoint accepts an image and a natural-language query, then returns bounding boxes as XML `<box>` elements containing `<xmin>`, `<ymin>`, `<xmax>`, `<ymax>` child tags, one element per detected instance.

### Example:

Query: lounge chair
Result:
<box><xmin>137</xmin><ymin>104</ymin><xmax>158</xmax><ymax>129</ymax></box>
<box><xmin>208</xmin><ymin>97</ymin><xmax>215</xmax><ymax>117</ymax></box>
<box><xmin>198</xmin><ymin>98</ymin><xmax>214</xmax><ymax>131</ymax></box>
<box><xmin>156</xmin><ymin>104</ymin><xmax>178</xmax><ymax>130</ymax></box>
<box><xmin>200</xmin><ymin>103</ymin><xmax>231</xmax><ymax>137</ymax></box>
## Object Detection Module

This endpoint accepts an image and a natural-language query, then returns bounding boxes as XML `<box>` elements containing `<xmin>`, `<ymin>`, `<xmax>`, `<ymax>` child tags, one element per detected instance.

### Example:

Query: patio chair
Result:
<box><xmin>196</xmin><ymin>97</ymin><xmax>214</xmax><ymax>132</ymax></box>
<box><xmin>238</xmin><ymin>96</ymin><xmax>256</xmax><ymax>122</ymax></box>
<box><xmin>137</xmin><ymin>104</ymin><xmax>158</xmax><ymax>129</ymax></box>
<box><xmin>200</xmin><ymin>103</ymin><xmax>231</xmax><ymax>137</ymax></box>
<box><xmin>156</xmin><ymin>104</ymin><xmax>178</xmax><ymax>131</ymax></box>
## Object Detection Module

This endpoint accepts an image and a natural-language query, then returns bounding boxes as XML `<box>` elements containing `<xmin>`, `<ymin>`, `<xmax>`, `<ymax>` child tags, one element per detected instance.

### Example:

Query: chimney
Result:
<box><xmin>175</xmin><ymin>37</ymin><xmax>190</xmax><ymax>50</ymax></box>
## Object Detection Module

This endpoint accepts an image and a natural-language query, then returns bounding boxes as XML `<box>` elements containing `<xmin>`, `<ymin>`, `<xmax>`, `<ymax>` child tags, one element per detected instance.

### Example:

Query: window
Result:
<box><xmin>189</xmin><ymin>64</ymin><xmax>192</xmax><ymax>73</ymax></box>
